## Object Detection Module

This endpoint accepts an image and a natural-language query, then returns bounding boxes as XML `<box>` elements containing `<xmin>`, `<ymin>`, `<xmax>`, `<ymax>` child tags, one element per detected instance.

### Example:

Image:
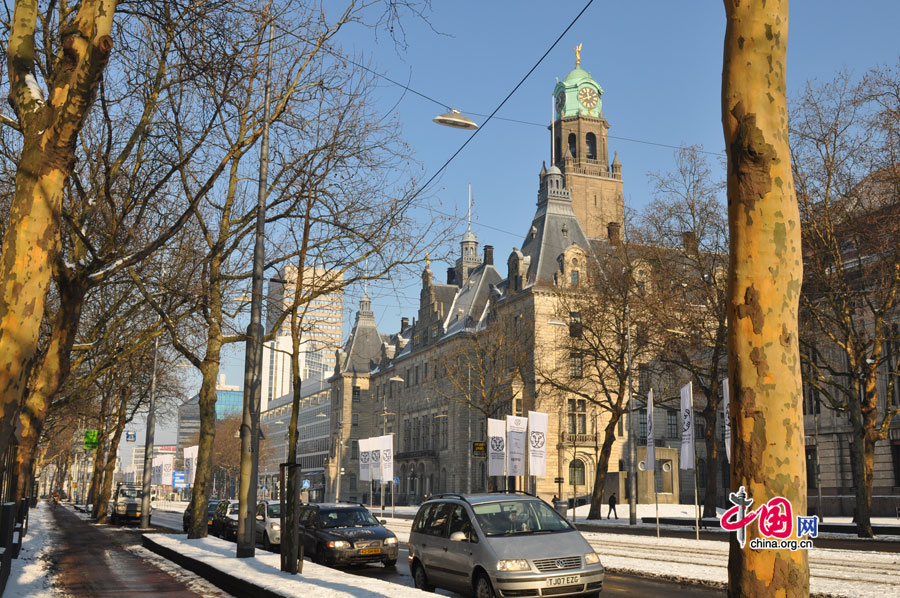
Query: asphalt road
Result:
<box><xmin>151</xmin><ymin>510</ymin><xmax>724</xmax><ymax>597</ymax></box>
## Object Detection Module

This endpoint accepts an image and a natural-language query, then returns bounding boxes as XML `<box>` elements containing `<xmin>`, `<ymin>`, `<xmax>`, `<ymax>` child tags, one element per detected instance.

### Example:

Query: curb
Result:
<box><xmin>142</xmin><ymin>534</ymin><xmax>288</xmax><ymax>598</ymax></box>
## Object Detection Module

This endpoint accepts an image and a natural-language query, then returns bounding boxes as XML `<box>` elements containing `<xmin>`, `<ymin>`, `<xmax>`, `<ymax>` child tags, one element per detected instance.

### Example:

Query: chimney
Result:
<box><xmin>484</xmin><ymin>245</ymin><xmax>494</xmax><ymax>266</ymax></box>
<box><xmin>607</xmin><ymin>221</ymin><xmax>621</xmax><ymax>245</ymax></box>
<box><xmin>447</xmin><ymin>267</ymin><xmax>457</xmax><ymax>286</ymax></box>
<box><xmin>400</xmin><ymin>317</ymin><xmax>410</xmax><ymax>333</ymax></box>
<box><xmin>681</xmin><ymin>230</ymin><xmax>698</xmax><ymax>253</ymax></box>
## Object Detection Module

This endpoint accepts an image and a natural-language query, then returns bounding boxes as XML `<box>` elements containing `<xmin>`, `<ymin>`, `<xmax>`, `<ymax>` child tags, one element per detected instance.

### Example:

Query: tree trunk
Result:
<box><xmin>702</xmin><ymin>393</ymin><xmax>720</xmax><ymax>520</ymax></box>
<box><xmin>96</xmin><ymin>394</ymin><xmax>128</xmax><ymax>524</ymax></box>
<box><xmin>187</xmin><ymin>355</ymin><xmax>222</xmax><ymax>538</ymax></box>
<box><xmin>587</xmin><ymin>415</ymin><xmax>619</xmax><ymax>520</ymax></box>
<box><xmin>722</xmin><ymin>1</ymin><xmax>810</xmax><ymax>596</ymax></box>
<box><xmin>849</xmin><ymin>382</ymin><xmax>876</xmax><ymax>537</ymax></box>
<box><xmin>281</xmin><ymin>326</ymin><xmax>304</xmax><ymax>573</ymax></box>
<box><xmin>0</xmin><ymin>2</ymin><xmax>115</xmax><ymax>472</ymax></box>
<box><xmin>89</xmin><ymin>393</ymin><xmax>112</xmax><ymax>517</ymax></box>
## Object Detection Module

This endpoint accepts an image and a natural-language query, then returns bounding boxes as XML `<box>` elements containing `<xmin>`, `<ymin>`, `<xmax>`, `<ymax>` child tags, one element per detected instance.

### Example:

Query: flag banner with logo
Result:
<box><xmin>184</xmin><ymin>445</ymin><xmax>199</xmax><ymax>485</ymax></box>
<box><xmin>151</xmin><ymin>454</ymin><xmax>174</xmax><ymax>486</ymax></box>
<box><xmin>359</xmin><ymin>437</ymin><xmax>372</xmax><ymax>482</ymax></box>
<box><xmin>370</xmin><ymin>436</ymin><xmax>382</xmax><ymax>481</ymax></box>
<box><xmin>488</xmin><ymin>418</ymin><xmax>506</xmax><ymax>476</ymax></box>
<box><xmin>380</xmin><ymin>435</ymin><xmax>394</xmax><ymax>481</ymax></box>
<box><xmin>507</xmin><ymin>415</ymin><xmax>528</xmax><ymax>476</ymax></box>
<box><xmin>646</xmin><ymin>389</ymin><xmax>655</xmax><ymax>468</ymax></box>
<box><xmin>527</xmin><ymin>411</ymin><xmax>548</xmax><ymax>475</ymax></box>
<box><xmin>680</xmin><ymin>382</ymin><xmax>695</xmax><ymax>470</ymax></box>
<box><xmin>722</xmin><ymin>379</ymin><xmax>732</xmax><ymax>464</ymax></box>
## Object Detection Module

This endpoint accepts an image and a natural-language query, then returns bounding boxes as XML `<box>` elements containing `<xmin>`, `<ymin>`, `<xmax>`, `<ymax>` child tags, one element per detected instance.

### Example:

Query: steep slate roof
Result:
<box><xmin>339</xmin><ymin>295</ymin><xmax>382</xmax><ymax>375</ymax></box>
<box><xmin>520</xmin><ymin>169</ymin><xmax>592</xmax><ymax>286</ymax></box>
<box><xmin>443</xmin><ymin>262</ymin><xmax>504</xmax><ymax>336</ymax></box>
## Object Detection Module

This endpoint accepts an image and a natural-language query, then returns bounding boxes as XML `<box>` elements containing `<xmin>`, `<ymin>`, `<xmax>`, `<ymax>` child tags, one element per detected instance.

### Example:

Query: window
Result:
<box><xmin>586</xmin><ymin>132</ymin><xmax>597</xmax><ymax>160</ymax></box>
<box><xmin>567</xmin><ymin>133</ymin><xmax>577</xmax><ymax>159</ymax></box>
<box><xmin>422</xmin><ymin>502</ymin><xmax>454</xmax><ymax>537</ymax></box>
<box><xmin>406</xmin><ymin>370</ymin><xmax>410</xmax><ymax>387</ymax></box>
<box><xmin>570</xmin><ymin>353</ymin><xmax>583</xmax><ymax>378</ymax></box>
<box><xmin>415</xmin><ymin>366</ymin><xmax>419</xmax><ymax>385</ymax></box>
<box><xmin>667</xmin><ymin>411</ymin><xmax>677</xmax><ymax>438</ymax></box>
<box><xmin>695</xmin><ymin>415</ymin><xmax>705</xmax><ymax>439</ymax></box>
<box><xmin>352</xmin><ymin>386</ymin><xmax>360</xmax><ymax>403</ymax></box>
<box><xmin>424</xmin><ymin>362</ymin><xmax>429</xmax><ymax>381</ymax></box>
<box><xmin>433</xmin><ymin>418</ymin><xmax>440</xmax><ymax>449</ymax></box>
<box><xmin>414</xmin><ymin>418</ymin><xmax>420</xmax><ymax>451</ymax></box>
<box><xmin>639</xmin><ymin>409</ymin><xmax>647</xmax><ymax>439</ymax></box>
<box><xmin>892</xmin><ymin>441</ymin><xmax>900</xmax><ymax>487</ymax></box>
<box><xmin>806</xmin><ymin>447</ymin><xmax>818</xmax><ymax>489</ymax></box>
<box><xmin>351</xmin><ymin>440</ymin><xmax>358</xmax><ymax>459</ymax></box>
<box><xmin>442</xmin><ymin>420</ymin><xmax>449</xmax><ymax>449</ymax></box>
<box><xmin>352</xmin><ymin>413</ymin><xmax>359</xmax><ymax>426</ymax></box>
<box><xmin>569</xmin><ymin>312</ymin><xmax>582</xmax><ymax>338</ymax></box>
<box><xmin>567</xmin><ymin>399</ymin><xmax>586</xmax><ymax>434</ymax></box>
<box><xmin>349</xmin><ymin>474</ymin><xmax>357</xmax><ymax>491</ymax></box>
<box><xmin>404</xmin><ymin>420</ymin><xmax>411</xmax><ymax>451</ymax></box>
<box><xmin>570</xmin><ymin>270</ymin><xmax>580</xmax><ymax>286</ymax></box>
<box><xmin>569</xmin><ymin>459</ymin><xmax>585</xmax><ymax>486</ymax></box>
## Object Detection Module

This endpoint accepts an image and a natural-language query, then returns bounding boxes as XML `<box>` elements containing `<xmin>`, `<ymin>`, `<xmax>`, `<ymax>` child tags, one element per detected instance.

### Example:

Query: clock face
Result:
<box><xmin>578</xmin><ymin>87</ymin><xmax>598</xmax><ymax>109</ymax></box>
<box><xmin>556</xmin><ymin>92</ymin><xmax>566</xmax><ymax>115</ymax></box>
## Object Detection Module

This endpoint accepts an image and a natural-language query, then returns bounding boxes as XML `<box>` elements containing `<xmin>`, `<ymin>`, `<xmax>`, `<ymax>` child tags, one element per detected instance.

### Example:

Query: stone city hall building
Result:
<box><xmin>324</xmin><ymin>54</ymin><xmax>643</xmax><ymax>505</ymax></box>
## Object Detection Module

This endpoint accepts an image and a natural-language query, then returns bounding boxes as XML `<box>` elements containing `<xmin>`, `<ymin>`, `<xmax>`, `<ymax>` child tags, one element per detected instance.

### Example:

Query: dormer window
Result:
<box><xmin>571</xmin><ymin>270</ymin><xmax>580</xmax><ymax>286</ymax></box>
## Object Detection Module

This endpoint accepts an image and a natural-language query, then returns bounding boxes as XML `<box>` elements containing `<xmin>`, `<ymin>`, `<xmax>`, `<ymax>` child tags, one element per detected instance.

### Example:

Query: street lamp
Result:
<box><xmin>626</xmin><ymin>304</ymin><xmax>637</xmax><ymax>526</ymax></box>
<box><xmin>139</xmin><ymin>333</ymin><xmax>160</xmax><ymax>530</ymax></box>
<box><xmin>433</xmin><ymin>109</ymin><xmax>479</xmax><ymax>130</ymax></box>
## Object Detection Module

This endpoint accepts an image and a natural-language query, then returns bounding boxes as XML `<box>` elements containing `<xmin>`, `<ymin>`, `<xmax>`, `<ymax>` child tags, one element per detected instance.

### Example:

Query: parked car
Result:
<box><xmin>109</xmin><ymin>483</ymin><xmax>147</xmax><ymax>525</ymax></box>
<box><xmin>183</xmin><ymin>499</ymin><xmax>222</xmax><ymax>533</ymax></box>
<box><xmin>211</xmin><ymin>499</ymin><xmax>240</xmax><ymax>540</ymax></box>
<box><xmin>298</xmin><ymin>503</ymin><xmax>399</xmax><ymax>567</ymax></box>
<box><xmin>407</xmin><ymin>493</ymin><xmax>604</xmax><ymax>598</ymax></box>
<box><xmin>255</xmin><ymin>500</ymin><xmax>282</xmax><ymax>551</ymax></box>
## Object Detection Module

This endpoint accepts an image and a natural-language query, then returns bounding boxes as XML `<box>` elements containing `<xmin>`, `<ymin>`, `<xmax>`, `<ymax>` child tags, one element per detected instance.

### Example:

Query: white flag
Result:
<box><xmin>507</xmin><ymin>416</ymin><xmax>528</xmax><ymax>476</ymax></box>
<box><xmin>370</xmin><ymin>437</ymin><xmax>382</xmax><ymax>481</ymax></box>
<box><xmin>723</xmin><ymin>379</ymin><xmax>732</xmax><ymax>464</ymax></box>
<box><xmin>184</xmin><ymin>445</ymin><xmax>199</xmax><ymax>486</ymax></box>
<box><xmin>152</xmin><ymin>454</ymin><xmax>174</xmax><ymax>486</ymax></box>
<box><xmin>527</xmin><ymin>411</ymin><xmax>548</xmax><ymax>476</ymax></box>
<box><xmin>646</xmin><ymin>389</ymin><xmax>655</xmax><ymax>469</ymax></box>
<box><xmin>380</xmin><ymin>435</ymin><xmax>394</xmax><ymax>481</ymax></box>
<box><xmin>488</xmin><ymin>418</ymin><xmax>506</xmax><ymax>476</ymax></box>
<box><xmin>359</xmin><ymin>437</ymin><xmax>371</xmax><ymax>482</ymax></box>
<box><xmin>680</xmin><ymin>382</ymin><xmax>695</xmax><ymax>470</ymax></box>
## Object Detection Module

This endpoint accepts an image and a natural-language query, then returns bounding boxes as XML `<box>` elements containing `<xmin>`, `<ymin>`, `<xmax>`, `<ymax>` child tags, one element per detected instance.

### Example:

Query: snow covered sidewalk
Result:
<box><xmin>146</xmin><ymin>533</ymin><xmax>432</xmax><ymax>598</ymax></box>
<box><xmin>3</xmin><ymin>503</ymin><xmax>58</xmax><ymax>598</ymax></box>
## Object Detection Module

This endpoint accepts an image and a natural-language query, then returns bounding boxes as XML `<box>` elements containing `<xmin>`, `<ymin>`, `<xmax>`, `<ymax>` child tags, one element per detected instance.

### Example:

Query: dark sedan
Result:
<box><xmin>211</xmin><ymin>500</ymin><xmax>240</xmax><ymax>540</ymax></box>
<box><xmin>298</xmin><ymin>504</ymin><xmax>399</xmax><ymax>567</ymax></box>
<box><xmin>183</xmin><ymin>499</ymin><xmax>222</xmax><ymax>533</ymax></box>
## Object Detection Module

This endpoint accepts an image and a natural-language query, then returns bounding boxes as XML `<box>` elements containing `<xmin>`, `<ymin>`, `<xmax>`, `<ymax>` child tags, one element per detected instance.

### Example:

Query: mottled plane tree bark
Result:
<box><xmin>722</xmin><ymin>1</ymin><xmax>809</xmax><ymax>595</ymax></box>
<box><xmin>0</xmin><ymin>0</ymin><xmax>117</xmax><ymax>477</ymax></box>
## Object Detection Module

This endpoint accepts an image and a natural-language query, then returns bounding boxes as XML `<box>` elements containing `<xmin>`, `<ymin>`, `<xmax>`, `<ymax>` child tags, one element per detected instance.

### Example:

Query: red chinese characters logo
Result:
<box><xmin>720</xmin><ymin>486</ymin><xmax>794</xmax><ymax>547</ymax></box>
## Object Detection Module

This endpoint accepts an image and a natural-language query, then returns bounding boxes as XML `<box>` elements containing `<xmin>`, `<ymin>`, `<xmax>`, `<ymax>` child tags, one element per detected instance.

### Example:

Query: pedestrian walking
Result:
<box><xmin>607</xmin><ymin>492</ymin><xmax>618</xmax><ymax>519</ymax></box>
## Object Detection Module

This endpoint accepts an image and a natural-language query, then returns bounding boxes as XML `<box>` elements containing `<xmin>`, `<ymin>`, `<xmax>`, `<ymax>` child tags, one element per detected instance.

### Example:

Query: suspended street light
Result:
<box><xmin>433</xmin><ymin>108</ymin><xmax>479</xmax><ymax>130</ymax></box>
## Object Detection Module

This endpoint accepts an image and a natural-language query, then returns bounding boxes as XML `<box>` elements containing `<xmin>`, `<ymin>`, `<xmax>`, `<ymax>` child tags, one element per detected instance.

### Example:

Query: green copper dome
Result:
<box><xmin>554</xmin><ymin>54</ymin><xmax>603</xmax><ymax>119</ymax></box>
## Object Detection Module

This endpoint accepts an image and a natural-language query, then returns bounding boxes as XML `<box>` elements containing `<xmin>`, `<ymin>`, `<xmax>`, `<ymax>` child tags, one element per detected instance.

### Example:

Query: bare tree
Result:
<box><xmin>639</xmin><ymin>146</ymin><xmax>729</xmax><ymax>519</ymax></box>
<box><xmin>537</xmin><ymin>235</ymin><xmax>654</xmax><ymax>520</ymax></box>
<box><xmin>793</xmin><ymin>67</ymin><xmax>900</xmax><ymax>538</ymax></box>
<box><xmin>722</xmin><ymin>1</ymin><xmax>809</xmax><ymax>594</ymax></box>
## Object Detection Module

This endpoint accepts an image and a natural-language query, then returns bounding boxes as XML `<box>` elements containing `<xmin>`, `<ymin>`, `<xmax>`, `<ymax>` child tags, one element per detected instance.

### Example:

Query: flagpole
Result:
<box><xmin>690</xmin><ymin>381</ymin><xmax>700</xmax><ymax>541</ymax></box>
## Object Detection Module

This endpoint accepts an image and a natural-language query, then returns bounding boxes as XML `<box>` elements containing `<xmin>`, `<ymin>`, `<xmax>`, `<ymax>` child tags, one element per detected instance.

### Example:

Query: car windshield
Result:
<box><xmin>228</xmin><ymin>504</ymin><xmax>240</xmax><ymax>514</ymax></box>
<box><xmin>119</xmin><ymin>488</ymin><xmax>142</xmax><ymax>499</ymax></box>
<box><xmin>472</xmin><ymin>500</ymin><xmax>573</xmax><ymax>537</ymax></box>
<box><xmin>206</xmin><ymin>502</ymin><xmax>221</xmax><ymax>514</ymax></box>
<box><xmin>319</xmin><ymin>508</ymin><xmax>380</xmax><ymax>528</ymax></box>
<box><xmin>267</xmin><ymin>504</ymin><xmax>281</xmax><ymax>518</ymax></box>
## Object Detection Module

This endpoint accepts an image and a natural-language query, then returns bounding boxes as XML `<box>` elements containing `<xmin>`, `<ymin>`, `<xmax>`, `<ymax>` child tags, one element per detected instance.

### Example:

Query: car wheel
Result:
<box><xmin>263</xmin><ymin>532</ymin><xmax>272</xmax><ymax>552</ymax></box>
<box><xmin>475</xmin><ymin>573</ymin><xmax>495</xmax><ymax>598</ymax></box>
<box><xmin>382</xmin><ymin>559</ymin><xmax>397</xmax><ymax>568</ymax></box>
<box><xmin>413</xmin><ymin>562</ymin><xmax>434</xmax><ymax>592</ymax></box>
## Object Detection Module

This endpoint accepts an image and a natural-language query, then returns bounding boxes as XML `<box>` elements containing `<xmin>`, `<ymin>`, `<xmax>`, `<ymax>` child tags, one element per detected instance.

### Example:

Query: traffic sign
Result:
<box><xmin>83</xmin><ymin>430</ymin><xmax>99</xmax><ymax>450</ymax></box>
<box><xmin>125</xmin><ymin>430</ymin><xmax>136</xmax><ymax>443</ymax></box>
<box><xmin>393</xmin><ymin>477</ymin><xmax>399</xmax><ymax>486</ymax></box>
<box><xmin>173</xmin><ymin>471</ymin><xmax>186</xmax><ymax>489</ymax></box>
<box><xmin>472</xmin><ymin>441</ymin><xmax>486</xmax><ymax>457</ymax></box>
<box><xmin>301</xmin><ymin>479</ymin><xmax>310</xmax><ymax>490</ymax></box>
<box><xmin>554</xmin><ymin>477</ymin><xmax>564</xmax><ymax>484</ymax></box>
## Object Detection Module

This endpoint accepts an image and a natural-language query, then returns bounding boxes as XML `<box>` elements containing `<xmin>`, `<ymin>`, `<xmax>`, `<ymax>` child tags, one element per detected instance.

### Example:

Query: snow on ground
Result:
<box><xmin>3</xmin><ymin>503</ymin><xmax>62</xmax><ymax>598</ymax></box>
<box><xmin>124</xmin><ymin>543</ymin><xmax>234</xmax><ymax>598</ymax></box>
<box><xmin>150</xmin><ymin>533</ymin><xmax>434</xmax><ymax>598</ymax></box>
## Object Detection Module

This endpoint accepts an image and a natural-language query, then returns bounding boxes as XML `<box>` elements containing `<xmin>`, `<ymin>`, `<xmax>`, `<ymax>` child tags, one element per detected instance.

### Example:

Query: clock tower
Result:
<box><xmin>551</xmin><ymin>48</ymin><xmax>624</xmax><ymax>240</ymax></box>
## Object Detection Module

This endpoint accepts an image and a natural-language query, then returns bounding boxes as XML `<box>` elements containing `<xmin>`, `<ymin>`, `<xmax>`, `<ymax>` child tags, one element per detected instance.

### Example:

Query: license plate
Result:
<box><xmin>546</xmin><ymin>576</ymin><xmax>580</xmax><ymax>587</ymax></box>
<box><xmin>359</xmin><ymin>548</ymin><xmax>381</xmax><ymax>555</ymax></box>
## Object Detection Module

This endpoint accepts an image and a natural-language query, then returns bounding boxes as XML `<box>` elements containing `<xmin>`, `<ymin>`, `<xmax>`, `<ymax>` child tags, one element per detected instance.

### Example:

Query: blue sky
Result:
<box><xmin>148</xmin><ymin>1</ymin><xmax>900</xmax><ymax>446</ymax></box>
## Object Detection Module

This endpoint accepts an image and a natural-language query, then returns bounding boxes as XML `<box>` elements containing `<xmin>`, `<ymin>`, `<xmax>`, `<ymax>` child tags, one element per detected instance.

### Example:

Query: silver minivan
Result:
<box><xmin>408</xmin><ymin>494</ymin><xmax>604</xmax><ymax>598</ymax></box>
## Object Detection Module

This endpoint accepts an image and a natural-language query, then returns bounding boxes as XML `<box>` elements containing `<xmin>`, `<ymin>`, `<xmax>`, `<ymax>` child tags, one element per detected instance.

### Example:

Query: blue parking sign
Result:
<box><xmin>173</xmin><ymin>471</ymin><xmax>186</xmax><ymax>489</ymax></box>
<box><xmin>301</xmin><ymin>479</ymin><xmax>310</xmax><ymax>490</ymax></box>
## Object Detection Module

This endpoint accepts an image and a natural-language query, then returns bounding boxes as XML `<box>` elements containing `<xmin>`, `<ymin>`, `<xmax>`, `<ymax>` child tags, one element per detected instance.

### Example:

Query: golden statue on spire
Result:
<box><xmin>575</xmin><ymin>43</ymin><xmax>582</xmax><ymax>67</ymax></box>
<box><xmin>425</xmin><ymin>252</ymin><xmax>431</xmax><ymax>267</ymax></box>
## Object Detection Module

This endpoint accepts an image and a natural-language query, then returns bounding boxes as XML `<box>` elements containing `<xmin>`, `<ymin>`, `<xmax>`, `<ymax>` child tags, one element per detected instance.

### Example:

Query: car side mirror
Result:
<box><xmin>380</xmin><ymin>519</ymin><xmax>387</xmax><ymax>525</ymax></box>
<box><xmin>449</xmin><ymin>531</ymin><xmax>467</xmax><ymax>542</ymax></box>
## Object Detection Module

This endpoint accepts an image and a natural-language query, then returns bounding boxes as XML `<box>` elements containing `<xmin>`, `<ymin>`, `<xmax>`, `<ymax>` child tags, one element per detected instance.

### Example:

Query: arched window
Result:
<box><xmin>586</xmin><ymin>133</ymin><xmax>597</xmax><ymax>160</ymax></box>
<box><xmin>569</xmin><ymin>459</ymin><xmax>585</xmax><ymax>486</ymax></box>
<box><xmin>568</xmin><ymin>133</ymin><xmax>577</xmax><ymax>159</ymax></box>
